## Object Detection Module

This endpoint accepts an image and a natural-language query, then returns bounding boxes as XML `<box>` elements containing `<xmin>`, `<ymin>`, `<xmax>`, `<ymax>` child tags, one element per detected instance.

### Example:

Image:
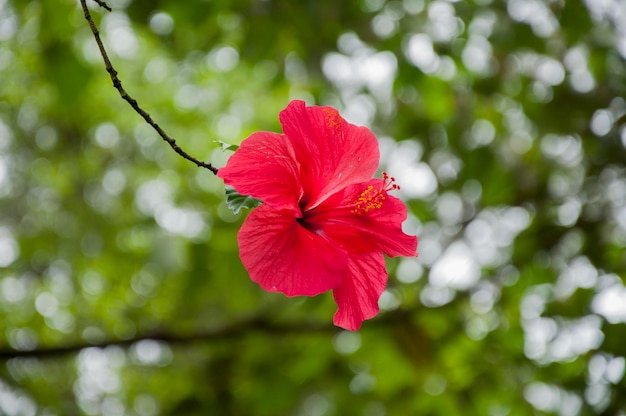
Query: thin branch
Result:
<box><xmin>92</xmin><ymin>0</ymin><xmax>111</xmax><ymax>12</ymax></box>
<box><xmin>0</xmin><ymin>319</ymin><xmax>331</xmax><ymax>360</ymax></box>
<box><xmin>0</xmin><ymin>310</ymin><xmax>412</xmax><ymax>359</ymax></box>
<box><xmin>80</xmin><ymin>0</ymin><xmax>218</xmax><ymax>175</ymax></box>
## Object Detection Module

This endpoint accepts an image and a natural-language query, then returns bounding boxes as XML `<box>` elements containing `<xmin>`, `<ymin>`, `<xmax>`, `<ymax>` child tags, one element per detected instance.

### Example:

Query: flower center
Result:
<box><xmin>350</xmin><ymin>172</ymin><xmax>399</xmax><ymax>215</ymax></box>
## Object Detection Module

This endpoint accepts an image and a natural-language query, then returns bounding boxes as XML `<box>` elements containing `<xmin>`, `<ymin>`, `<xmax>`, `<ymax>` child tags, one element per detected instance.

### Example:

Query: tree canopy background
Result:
<box><xmin>1</xmin><ymin>0</ymin><xmax>626</xmax><ymax>414</ymax></box>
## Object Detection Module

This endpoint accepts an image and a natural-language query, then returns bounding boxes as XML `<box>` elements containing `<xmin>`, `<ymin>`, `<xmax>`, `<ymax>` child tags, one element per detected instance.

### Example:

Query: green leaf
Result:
<box><xmin>225</xmin><ymin>186</ymin><xmax>262</xmax><ymax>214</ymax></box>
<box><xmin>214</xmin><ymin>140</ymin><xmax>240</xmax><ymax>151</ymax></box>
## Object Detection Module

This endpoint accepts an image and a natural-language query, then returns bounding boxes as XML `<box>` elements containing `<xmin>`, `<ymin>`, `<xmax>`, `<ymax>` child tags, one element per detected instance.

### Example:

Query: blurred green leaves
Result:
<box><xmin>0</xmin><ymin>0</ymin><xmax>626</xmax><ymax>415</ymax></box>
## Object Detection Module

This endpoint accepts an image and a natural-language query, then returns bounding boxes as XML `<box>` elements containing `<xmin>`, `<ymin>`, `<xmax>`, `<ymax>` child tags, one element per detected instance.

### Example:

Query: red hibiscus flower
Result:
<box><xmin>218</xmin><ymin>100</ymin><xmax>418</xmax><ymax>330</ymax></box>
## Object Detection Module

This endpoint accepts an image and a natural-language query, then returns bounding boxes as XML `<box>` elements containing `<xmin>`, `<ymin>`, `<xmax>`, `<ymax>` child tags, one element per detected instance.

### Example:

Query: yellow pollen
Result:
<box><xmin>351</xmin><ymin>185</ymin><xmax>386</xmax><ymax>214</ymax></box>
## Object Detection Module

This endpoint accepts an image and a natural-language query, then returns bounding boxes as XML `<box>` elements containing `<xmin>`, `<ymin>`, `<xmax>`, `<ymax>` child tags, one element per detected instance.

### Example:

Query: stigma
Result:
<box><xmin>382</xmin><ymin>172</ymin><xmax>400</xmax><ymax>192</ymax></box>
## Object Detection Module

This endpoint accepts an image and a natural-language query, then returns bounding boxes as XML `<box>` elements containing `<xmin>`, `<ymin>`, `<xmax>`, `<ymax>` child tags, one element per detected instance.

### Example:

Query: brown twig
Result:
<box><xmin>91</xmin><ymin>0</ymin><xmax>111</xmax><ymax>12</ymax></box>
<box><xmin>80</xmin><ymin>0</ymin><xmax>218</xmax><ymax>175</ymax></box>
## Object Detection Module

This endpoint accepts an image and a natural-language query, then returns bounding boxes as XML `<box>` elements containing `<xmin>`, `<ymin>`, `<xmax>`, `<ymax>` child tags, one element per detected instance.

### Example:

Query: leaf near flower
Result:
<box><xmin>214</xmin><ymin>140</ymin><xmax>240</xmax><ymax>152</ymax></box>
<box><xmin>225</xmin><ymin>186</ymin><xmax>262</xmax><ymax>214</ymax></box>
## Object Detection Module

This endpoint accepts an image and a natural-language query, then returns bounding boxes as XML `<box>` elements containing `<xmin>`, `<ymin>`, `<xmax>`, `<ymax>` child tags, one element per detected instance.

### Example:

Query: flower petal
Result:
<box><xmin>332</xmin><ymin>252</ymin><xmax>387</xmax><ymax>331</ymax></box>
<box><xmin>306</xmin><ymin>179</ymin><xmax>418</xmax><ymax>257</ymax></box>
<box><xmin>279</xmin><ymin>100</ymin><xmax>380</xmax><ymax>209</ymax></box>
<box><xmin>218</xmin><ymin>132</ymin><xmax>302</xmax><ymax>213</ymax></box>
<box><xmin>238</xmin><ymin>204</ymin><xmax>348</xmax><ymax>296</ymax></box>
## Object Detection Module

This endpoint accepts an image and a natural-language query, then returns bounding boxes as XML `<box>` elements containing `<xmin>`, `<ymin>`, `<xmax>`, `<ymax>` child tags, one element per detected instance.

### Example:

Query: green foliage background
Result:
<box><xmin>1</xmin><ymin>0</ymin><xmax>626</xmax><ymax>414</ymax></box>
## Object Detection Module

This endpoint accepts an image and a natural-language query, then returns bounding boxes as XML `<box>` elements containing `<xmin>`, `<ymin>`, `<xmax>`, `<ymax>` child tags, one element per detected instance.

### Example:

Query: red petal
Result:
<box><xmin>238</xmin><ymin>204</ymin><xmax>348</xmax><ymax>296</ymax></box>
<box><xmin>218</xmin><ymin>132</ymin><xmax>302</xmax><ymax>214</ymax></box>
<box><xmin>305</xmin><ymin>179</ymin><xmax>418</xmax><ymax>257</ymax></box>
<box><xmin>279</xmin><ymin>100</ymin><xmax>380</xmax><ymax>209</ymax></box>
<box><xmin>332</xmin><ymin>252</ymin><xmax>387</xmax><ymax>331</ymax></box>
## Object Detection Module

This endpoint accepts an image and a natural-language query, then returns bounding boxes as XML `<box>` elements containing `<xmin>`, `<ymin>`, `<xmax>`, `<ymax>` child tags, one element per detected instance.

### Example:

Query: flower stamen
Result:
<box><xmin>349</xmin><ymin>173</ymin><xmax>399</xmax><ymax>215</ymax></box>
<box><xmin>351</xmin><ymin>185</ymin><xmax>385</xmax><ymax>214</ymax></box>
